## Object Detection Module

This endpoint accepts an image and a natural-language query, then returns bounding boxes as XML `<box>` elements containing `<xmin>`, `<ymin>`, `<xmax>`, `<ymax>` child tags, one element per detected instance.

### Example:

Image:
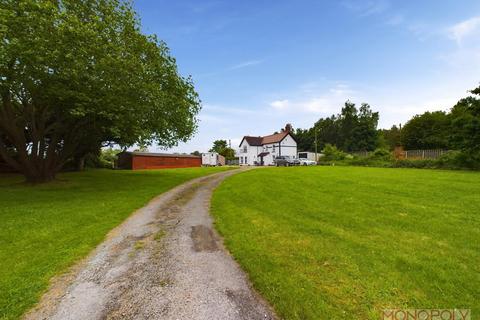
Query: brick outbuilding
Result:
<box><xmin>116</xmin><ymin>152</ymin><xmax>201</xmax><ymax>170</ymax></box>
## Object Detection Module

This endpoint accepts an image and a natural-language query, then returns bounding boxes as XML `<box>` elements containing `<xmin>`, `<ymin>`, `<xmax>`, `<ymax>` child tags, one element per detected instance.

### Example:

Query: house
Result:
<box><xmin>116</xmin><ymin>152</ymin><xmax>201</xmax><ymax>170</ymax></box>
<box><xmin>202</xmin><ymin>152</ymin><xmax>225</xmax><ymax>166</ymax></box>
<box><xmin>237</xmin><ymin>124</ymin><xmax>297</xmax><ymax>166</ymax></box>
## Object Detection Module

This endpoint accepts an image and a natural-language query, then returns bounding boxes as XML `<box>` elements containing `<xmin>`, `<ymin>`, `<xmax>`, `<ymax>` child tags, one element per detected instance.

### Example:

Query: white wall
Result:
<box><xmin>236</xmin><ymin>133</ymin><xmax>297</xmax><ymax>166</ymax></box>
<box><xmin>237</xmin><ymin>140</ymin><xmax>262</xmax><ymax>165</ymax></box>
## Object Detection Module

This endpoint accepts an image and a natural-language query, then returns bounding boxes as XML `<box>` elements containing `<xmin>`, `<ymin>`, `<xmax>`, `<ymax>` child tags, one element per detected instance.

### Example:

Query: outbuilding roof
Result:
<box><xmin>120</xmin><ymin>151</ymin><xmax>200</xmax><ymax>158</ymax></box>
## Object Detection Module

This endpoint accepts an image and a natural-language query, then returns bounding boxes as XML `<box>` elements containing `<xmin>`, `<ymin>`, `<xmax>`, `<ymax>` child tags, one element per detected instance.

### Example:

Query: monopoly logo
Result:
<box><xmin>382</xmin><ymin>309</ymin><xmax>471</xmax><ymax>320</ymax></box>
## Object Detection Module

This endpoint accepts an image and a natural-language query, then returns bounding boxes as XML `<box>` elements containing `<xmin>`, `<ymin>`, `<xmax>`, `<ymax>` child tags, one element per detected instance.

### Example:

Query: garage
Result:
<box><xmin>116</xmin><ymin>152</ymin><xmax>201</xmax><ymax>170</ymax></box>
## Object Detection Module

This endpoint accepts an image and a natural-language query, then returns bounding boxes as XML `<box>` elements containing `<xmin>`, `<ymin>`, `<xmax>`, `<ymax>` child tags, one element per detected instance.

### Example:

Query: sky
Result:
<box><xmin>133</xmin><ymin>0</ymin><xmax>480</xmax><ymax>153</ymax></box>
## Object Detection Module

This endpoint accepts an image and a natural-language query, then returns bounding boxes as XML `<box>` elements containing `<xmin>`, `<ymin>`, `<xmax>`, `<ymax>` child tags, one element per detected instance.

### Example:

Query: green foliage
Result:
<box><xmin>190</xmin><ymin>150</ymin><xmax>201</xmax><ymax>156</ymax></box>
<box><xmin>211</xmin><ymin>167</ymin><xmax>480</xmax><ymax>319</ymax></box>
<box><xmin>321</xmin><ymin>144</ymin><xmax>347</xmax><ymax>161</ymax></box>
<box><xmin>449</xmin><ymin>89</ymin><xmax>480</xmax><ymax>168</ymax></box>
<box><xmin>401</xmin><ymin>111</ymin><xmax>450</xmax><ymax>149</ymax></box>
<box><xmin>294</xmin><ymin>101</ymin><xmax>379</xmax><ymax>153</ymax></box>
<box><xmin>372</xmin><ymin>148</ymin><xmax>393</xmax><ymax>159</ymax></box>
<box><xmin>209</xmin><ymin>139</ymin><xmax>236</xmax><ymax>159</ymax></box>
<box><xmin>378</xmin><ymin>125</ymin><xmax>402</xmax><ymax>150</ymax></box>
<box><xmin>0</xmin><ymin>167</ymin><xmax>230</xmax><ymax>319</ymax></box>
<box><xmin>97</xmin><ymin>148</ymin><xmax>121</xmax><ymax>168</ymax></box>
<box><xmin>0</xmin><ymin>0</ymin><xmax>201</xmax><ymax>182</ymax></box>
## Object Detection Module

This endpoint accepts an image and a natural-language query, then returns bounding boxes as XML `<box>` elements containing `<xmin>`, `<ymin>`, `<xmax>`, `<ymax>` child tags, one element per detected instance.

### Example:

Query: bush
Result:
<box><xmin>322</xmin><ymin>144</ymin><xmax>348</xmax><ymax>161</ymax></box>
<box><xmin>372</xmin><ymin>148</ymin><xmax>392</xmax><ymax>159</ymax></box>
<box><xmin>85</xmin><ymin>148</ymin><xmax>121</xmax><ymax>169</ymax></box>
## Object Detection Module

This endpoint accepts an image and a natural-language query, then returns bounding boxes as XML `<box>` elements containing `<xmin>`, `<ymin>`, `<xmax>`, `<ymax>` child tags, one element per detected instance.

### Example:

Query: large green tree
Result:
<box><xmin>0</xmin><ymin>0</ymin><xmax>200</xmax><ymax>183</ymax></box>
<box><xmin>401</xmin><ymin>111</ymin><xmax>450</xmax><ymax>149</ymax></box>
<box><xmin>209</xmin><ymin>139</ymin><xmax>235</xmax><ymax>159</ymax></box>
<box><xmin>379</xmin><ymin>125</ymin><xmax>402</xmax><ymax>150</ymax></box>
<box><xmin>449</xmin><ymin>86</ymin><xmax>480</xmax><ymax>167</ymax></box>
<box><xmin>294</xmin><ymin>101</ymin><xmax>379</xmax><ymax>152</ymax></box>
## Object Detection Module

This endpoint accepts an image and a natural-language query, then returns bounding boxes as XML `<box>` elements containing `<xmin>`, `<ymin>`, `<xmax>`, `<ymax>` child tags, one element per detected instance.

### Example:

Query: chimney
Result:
<box><xmin>285</xmin><ymin>123</ymin><xmax>292</xmax><ymax>132</ymax></box>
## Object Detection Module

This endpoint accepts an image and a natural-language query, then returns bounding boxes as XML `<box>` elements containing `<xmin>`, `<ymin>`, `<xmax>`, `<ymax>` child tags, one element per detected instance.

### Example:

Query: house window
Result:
<box><xmin>243</xmin><ymin>146</ymin><xmax>247</xmax><ymax>153</ymax></box>
<box><xmin>244</xmin><ymin>156</ymin><xmax>247</xmax><ymax>164</ymax></box>
<box><xmin>240</xmin><ymin>157</ymin><xmax>243</xmax><ymax>164</ymax></box>
<box><xmin>272</xmin><ymin>144</ymin><xmax>276</xmax><ymax>153</ymax></box>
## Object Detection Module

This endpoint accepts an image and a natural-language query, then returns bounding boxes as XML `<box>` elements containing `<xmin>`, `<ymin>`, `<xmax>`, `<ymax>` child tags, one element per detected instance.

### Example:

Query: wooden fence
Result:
<box><xmin>403</xmin><ymin>149</ymin><xmax>449</xmax><ymax>159</ymax></box>
<box><xmin>353</xmin><ymin>149</ymin><xmax>450</xmax><ymax>160</ymax></box>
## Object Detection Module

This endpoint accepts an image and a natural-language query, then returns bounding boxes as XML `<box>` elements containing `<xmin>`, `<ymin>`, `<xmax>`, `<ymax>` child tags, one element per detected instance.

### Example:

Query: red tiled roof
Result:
<box><xmin>243</xmin><ymin>136</ymin><xmax>263</xmax><ymax>146</ymax></box>
<box><xmin>240</xmin><ymin>130</ymin><xmax>293</xmax><ymax>147</ymax></box>
<box><xmin>261</xmin><ymin>131</ymin><xmax>289</xmax><ymax>144</ymax></box>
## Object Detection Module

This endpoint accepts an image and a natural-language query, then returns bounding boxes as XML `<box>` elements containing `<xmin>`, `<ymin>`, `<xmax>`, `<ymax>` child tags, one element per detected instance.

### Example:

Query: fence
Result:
<box><xmin>352</xmin><ymin>149</ymin><xmax>450</xmax><ymax>160</ymax></box>
<box><xmin>403</xmin><ymin>149</ymin><xmax>449</xmax><ymax>159</ymax></box>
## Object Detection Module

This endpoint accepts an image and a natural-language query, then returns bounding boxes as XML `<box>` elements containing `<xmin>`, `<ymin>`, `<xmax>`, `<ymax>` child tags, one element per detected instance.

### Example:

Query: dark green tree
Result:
<box><xmin>338</xmin><ymin>101</ymin><xmax>359</xmax><ymax>151</ymax></box>
<box><xmin>379</xmin><ymin>125</ymin><xmax>402</xmax><ymax>150</ymax></box>
<box><xmin>401</xmin><ymin>111</ymin><xmax>450</xmax><ymax>149</ymax></box>
<box><xmin>449</xmin><ymin>86</ymin><xmax>480</xmax><ymax>167</ymax></box>
<box><xmin>351</xmin><ymin>103</ymin><xmax>379</xmax><ymax>151</ymax></box>
<box><xmin>0</xmin><ymin>0</ymin><xmax>200</xmax><ymax>183</ymax></box>
<box><xmin>296</xmin><ymin>101</ymin><xmax>379</xmax><ymax>152</ymax></box>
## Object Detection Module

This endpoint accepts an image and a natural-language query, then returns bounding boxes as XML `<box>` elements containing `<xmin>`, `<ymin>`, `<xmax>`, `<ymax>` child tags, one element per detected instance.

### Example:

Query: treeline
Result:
<box><xmin>295</xmin><ymin>101</ymin><xmax>379</xmax><ymax>152</ymax></box>
<box><xmin>294</xmin><ymin>85</ymin><xmax>480</xmax><ymax>167</ymax></box>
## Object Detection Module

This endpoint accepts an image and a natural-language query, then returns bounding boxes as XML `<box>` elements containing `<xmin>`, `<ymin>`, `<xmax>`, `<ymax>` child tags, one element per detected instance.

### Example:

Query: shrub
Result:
<box><xmin>322</xmin><ymin>144</ymin><xmax>348</xmax><ymax>161</ymax></box>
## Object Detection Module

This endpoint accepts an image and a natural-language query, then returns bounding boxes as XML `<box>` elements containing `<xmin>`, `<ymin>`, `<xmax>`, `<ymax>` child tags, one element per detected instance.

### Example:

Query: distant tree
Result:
<box><xmin>296</xmin><ymin>101</ymin><xmax>379</xmax><ymax>152</ymax></box>
<box><xmin>191</xmin><ymin>150</ymin><xmax>201</xmax><ymax>156</ymax></box>
<box><xmin>209</xmin><ymin>139</ymin><xmax>235</xmax><ymax>159</ymax></box>
<box><xmin>293</xmin><ymin>128</ymin><xmax>314</xmax><ymax>152</ymax></box>
<box><xmin>449</xmin><ymin>86</ymin><xmax>480</xmax><ymax>167</ymax></box>
<box><xmin>351</xmin><ymin>103</ymin><xmax>379</xmax><ymax>151</ymax></box>
<box><xmin>379</xmin><ymin>125</ymin><xmax>402</xmax><ymax>150</ymax></box>
<box><xmin>0</xmin><ymin>0</ymin><xmax>200</xmax><ymax>183</ymax></box>
<box><xmin>401</xmin><ymin>111</ymin><xmax>450</xmax><ymax>149</ymax></box>
<box><xmin>338</xmin><ymin>101</ymin><xmax>359</xmax><ymax>151</ymax></box>
<box><xmin>209</xmin><ymin>140</ymin><xmax>228</xmax><ymax>153</ymax></box>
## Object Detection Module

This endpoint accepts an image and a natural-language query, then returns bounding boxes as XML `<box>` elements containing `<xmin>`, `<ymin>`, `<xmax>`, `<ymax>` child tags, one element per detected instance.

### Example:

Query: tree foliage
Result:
<box><xmin>294</xmin><ymin>101</ymin><xmax>379</xmax><ymax>152</ymax></box>
<box><xmin>209</xmin><ymin>139</ymin><xmax>235</xmax><ymax>159</ymax></box>
<box><xmin>400</xmin><ymin>111</ymin><xmax>450</xmax><ymax>149</ymax></box>
<box><xmin>378</xmin><ymin>125</ymin><xmax>402</xmax><ymax>150</ymax></box>
<box><xmin>0</xmin><ymin>0</ymin><xmax>200</xmax><ymax>182</ymax></box>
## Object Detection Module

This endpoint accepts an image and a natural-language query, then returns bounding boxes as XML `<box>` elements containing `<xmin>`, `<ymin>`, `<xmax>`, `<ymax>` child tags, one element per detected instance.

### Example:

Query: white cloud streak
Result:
<box><xmin>448</xmin><ymin>16</ymin><xmax>480</xmax><ymax>45</ymax></box>
<box><xmin>228</xmin><ymin>60</ymin><xmax>263</xmax><ymax>70</ymax></box>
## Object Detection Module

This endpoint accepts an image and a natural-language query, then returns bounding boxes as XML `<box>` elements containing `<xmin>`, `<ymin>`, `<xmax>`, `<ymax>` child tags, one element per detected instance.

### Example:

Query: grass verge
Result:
<box><xmin>211</xmin><ymin>166</ymin><xmax>479</xmax><ymax>319</ymax></box>
<box><xmin>0</xmin><ymin>167</ymin><xmax>231</xmax><ymax>319</ymax></box>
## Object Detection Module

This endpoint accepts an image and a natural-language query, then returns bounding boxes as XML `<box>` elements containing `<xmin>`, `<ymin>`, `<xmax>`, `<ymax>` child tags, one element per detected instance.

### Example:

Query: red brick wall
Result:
<box><xmin>131</xmin><ymin>155</ymin><xmax>201</xmax><ymax>170</ymax></box>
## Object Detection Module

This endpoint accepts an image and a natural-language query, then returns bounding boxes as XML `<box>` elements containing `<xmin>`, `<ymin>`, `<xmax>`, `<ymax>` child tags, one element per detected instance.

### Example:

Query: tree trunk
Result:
<box><xmin>24</xmin><ymin>169</ymin><xmax>56</xmax><ymax>184</ymax></box>
<box><xmin>76</xmin><ymin>156</ymin><xmax>86</xmax><ymax>171</ymax></box>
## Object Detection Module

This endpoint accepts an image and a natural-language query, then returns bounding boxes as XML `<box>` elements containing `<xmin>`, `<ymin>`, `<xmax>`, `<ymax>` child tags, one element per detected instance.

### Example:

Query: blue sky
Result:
<box><xmin>134</xmin><ymin>0</ymin><xmax>480</xmax><ymax>153</ymax></box>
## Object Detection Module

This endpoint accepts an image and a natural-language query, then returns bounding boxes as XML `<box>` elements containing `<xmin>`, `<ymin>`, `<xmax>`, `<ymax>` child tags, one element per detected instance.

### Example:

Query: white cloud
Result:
<box><xmin>448</xmin><ymin>16</ymin><xmax>480</xmax><ymax>45</ymax></box>
<box><xmin>270</xmin><ymin>99</ymin><xmax>289</xmax><ymax>110</ymax></box>
<box><xmin>228</xmin><ymin>60</ymin><xmax>263</xmax><ymax>70</ymax></box>
<box><xmin>268</xmin><ymin>83</ymin><xmax>356</xmax><ymax>115</ymax></box>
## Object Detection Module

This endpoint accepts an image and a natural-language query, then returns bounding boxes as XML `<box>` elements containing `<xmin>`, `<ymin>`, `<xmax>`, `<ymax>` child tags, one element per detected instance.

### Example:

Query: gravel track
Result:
<box><xmin>25</xmin><ymin>168</ymin><xmax>276</xmax><ymax>320</ymax></box>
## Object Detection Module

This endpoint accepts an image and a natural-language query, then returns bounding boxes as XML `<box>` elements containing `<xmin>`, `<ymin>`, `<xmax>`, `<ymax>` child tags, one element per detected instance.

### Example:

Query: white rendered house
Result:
<box><xmin>237</xmin><ymin>124</ymin><xmax>297</xmax><ymax>166</ymax></box>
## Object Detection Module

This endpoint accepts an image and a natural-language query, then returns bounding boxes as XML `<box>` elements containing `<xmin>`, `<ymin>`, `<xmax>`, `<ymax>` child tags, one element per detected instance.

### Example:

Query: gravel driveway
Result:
<box><xmin>25</xmin><ymin>168</ymin><xmax>276</xmax><ymax>320</ymax></box>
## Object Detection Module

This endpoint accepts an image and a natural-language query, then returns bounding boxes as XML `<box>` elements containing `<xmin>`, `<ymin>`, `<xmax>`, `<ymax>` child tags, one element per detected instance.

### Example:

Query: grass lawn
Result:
<box><xmin>0</xmin><ymin>167</ymin><xmax>231</xmax><ymax>320</ymax></box>
<box><xmin>211</xmin><ymin>166</ymin><xmax>480</xmax><ymax>319</ymax></box>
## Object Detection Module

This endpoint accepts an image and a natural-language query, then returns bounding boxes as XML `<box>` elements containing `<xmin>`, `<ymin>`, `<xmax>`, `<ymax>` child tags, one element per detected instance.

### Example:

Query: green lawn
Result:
<box><xmin>0</xmin><ymin>167</ymin><xmax>231</xmax><ymax>320</ymax></box>
<box><xmin>211</xmin><ymin>166</ymin><xmax>480</xmax><ymax>319</ymax></box>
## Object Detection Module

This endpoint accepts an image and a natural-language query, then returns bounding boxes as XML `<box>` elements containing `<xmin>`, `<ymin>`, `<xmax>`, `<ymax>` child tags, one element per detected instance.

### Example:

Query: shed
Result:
<box><xmin>116</xmin><ymin>152</ymin><xmax>201</xmax><ymax>170</ymax></box>
<box><xmin>201</xmin><ymin>152</ymin><xmax>226</xmax><ymax>166</ymax></box>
